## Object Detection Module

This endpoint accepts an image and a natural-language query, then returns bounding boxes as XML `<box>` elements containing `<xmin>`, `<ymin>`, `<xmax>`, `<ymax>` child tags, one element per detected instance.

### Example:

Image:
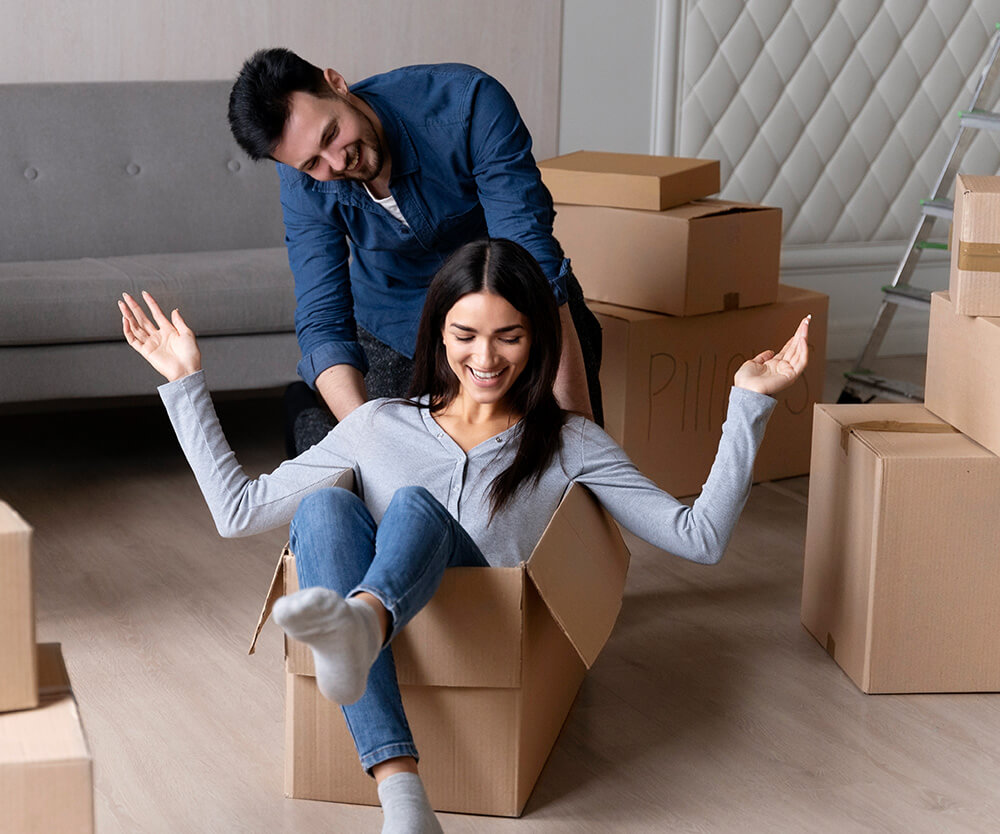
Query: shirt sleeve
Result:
<box><xmin>157</xmin><ymin>370</ymin><xmax>366</xmax><ymax>538</ymax></box>
<box><xmin>279</xmin><ymin>166</ymin><xmax>370</xmax><ymax>384</ymax></box>
<box><xmin>570</xmin><ymin>386</ymin><xmax>777</xmax><ymax>564</ymax></box>
<box><xmin>465</xmin><ymin>73</ymin><xmax>569</xmax><ymax>305</ymax></box>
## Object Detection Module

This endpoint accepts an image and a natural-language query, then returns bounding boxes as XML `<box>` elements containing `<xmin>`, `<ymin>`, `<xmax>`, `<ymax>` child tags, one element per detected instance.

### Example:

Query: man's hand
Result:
<box><xmin>119</xmin><ymin>291</ymin><xmax>202</xmax><ymax>382</ymax></box>
<box><xmin>733</xmin><ymin>315</ymin><xmax>810</xmax><ymax>397</ymax></box>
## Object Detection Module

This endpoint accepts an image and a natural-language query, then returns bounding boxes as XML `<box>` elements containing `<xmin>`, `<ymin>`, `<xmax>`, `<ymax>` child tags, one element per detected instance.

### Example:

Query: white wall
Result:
<box><xmin>0</xmin><ymin>0</ymin><xmax>561</xmax><ymax>158</ymax></box>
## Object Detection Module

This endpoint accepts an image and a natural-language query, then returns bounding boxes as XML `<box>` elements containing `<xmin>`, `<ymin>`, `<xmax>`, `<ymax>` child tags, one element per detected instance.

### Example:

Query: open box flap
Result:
<box><xmin>248</xmin><ymin>469</ymin><xmax>354</xmax><ymax>655</ymax></box>
<box><xmin>525</xmin><ymin>484</ymin><xmax>630</xmax><ymax>668</ymax></box>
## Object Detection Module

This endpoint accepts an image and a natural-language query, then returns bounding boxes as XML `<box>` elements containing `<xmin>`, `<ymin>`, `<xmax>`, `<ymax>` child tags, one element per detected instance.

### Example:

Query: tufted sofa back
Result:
<box><xmin>1</xmin><ymin>80</ymin><xmax>285</xmax><ymax>263</ymax></box>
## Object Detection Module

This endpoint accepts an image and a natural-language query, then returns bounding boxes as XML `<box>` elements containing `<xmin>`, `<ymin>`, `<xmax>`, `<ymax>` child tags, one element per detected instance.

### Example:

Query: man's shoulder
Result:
<box><xmin>355</xmin><ymin>64</ymin><xmax>501</xmax><ymax>121</ymax></box>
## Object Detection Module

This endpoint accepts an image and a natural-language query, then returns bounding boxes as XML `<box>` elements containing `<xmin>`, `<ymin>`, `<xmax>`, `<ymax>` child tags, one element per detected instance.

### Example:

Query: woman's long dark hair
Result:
<box><xmin>407</xmin><ymin>238</ymin><xmax>566</xmax><ymax>518</ymax></box>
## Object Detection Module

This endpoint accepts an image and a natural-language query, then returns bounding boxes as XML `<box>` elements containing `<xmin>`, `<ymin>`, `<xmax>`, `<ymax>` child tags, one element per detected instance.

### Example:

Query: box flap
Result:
<box><xmin>248</xmin><ymin>547</ymin><xmax>287</xmax><ymax>655</ymax></box>
<box><xmin>248</xmin><ymin>469</ymin><xmax>354</xmax><ymax>655</ymax></box>
<box><xmin>525</xmin><ymin>484</ymin><xmax>630</xmax><ymax>668</ymax></box>
<box><xmin>36</xmin><ymin>642</ymin><xmax>71</xmax><ymax>696</ymax></box>
<box><xmin>539</xmin><ymin>150</ymin><xmax>716</xmax><ymax>177</ymax></box>
<box><xmin>671</xmin><ymin>198</ymin><xmax>776</xmax><ymax>222</ymax></box>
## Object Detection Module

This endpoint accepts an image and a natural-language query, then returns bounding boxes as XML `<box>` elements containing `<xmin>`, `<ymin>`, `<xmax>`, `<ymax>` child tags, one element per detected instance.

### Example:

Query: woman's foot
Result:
<box><xmin>272</xmin><ymin>586</ymin><xmax>381</xmax><ymax>704</ymax></box>
<box><xmin>377</xmin><ymin>771</ymin><xmax>443</xmax><ymax>834</ymax></box>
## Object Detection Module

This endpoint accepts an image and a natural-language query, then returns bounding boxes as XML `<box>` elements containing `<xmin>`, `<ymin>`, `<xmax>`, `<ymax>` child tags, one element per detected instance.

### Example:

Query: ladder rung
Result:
<box><xmin>920</xmin><ymin>198</ymin><xmax>954</xmax><ymax>219</ymax></box>
<box><xmin>959</xmin><ymin>109</ymin><xmax>1000</xmax><ymax>131</ymax></box>
<box><xmin>916</xmin><ymin>240</ymin><xmax>948</xmax><ymax>250</ymax></box>
<box><xmin>881</xmin><ymin>285</ymin><xmax>932</xmax><ymax>309</ymax></box>
<box><xmin>843</xmin><ymin>372</ymin><xmax>925</xmax><ymax>403</ymax></box>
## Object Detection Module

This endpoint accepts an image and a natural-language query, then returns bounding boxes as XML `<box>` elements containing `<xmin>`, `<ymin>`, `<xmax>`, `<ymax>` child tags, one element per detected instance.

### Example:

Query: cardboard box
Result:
<box><xmin>592</xmin><ymin>284</ymin><xmax>828</xmax><ymax>498</ymax></box>
<box><xmin>801</xmin><ymin>403</ymin><xmax>1000</xmax><ymax>693</ymax></box>
<box><xmin>949</xmin><ymin>173</ymin><xmax>1000</xmax><ymax>316</ymax></box>
<box><xmin>925</xmin><ymin>291</ymin><xmax>1000</xmax><ymax>457</ymax></box>
<box><xmin>555</xmin><ymin>199</ymin><xmax>782</xmax><ymax>317</ymax></box>
<box><xmin>0</xmin><ymin>643</ymin><xmax>94</xmax><ymax>833</ymax></box>
<box><xmin>538</xmin><ymin>151</ymin><xmax>720</xmax><ymax>211</ymax></box>
<box><xmin>0</xmin><ymin>501</ymin><xmax>36</xmax><ymax>713</ymax></box>
<box><xmin>250</xmin><ymin>473</ymin><xmax>630</xmax><ymax>817</ymax></box>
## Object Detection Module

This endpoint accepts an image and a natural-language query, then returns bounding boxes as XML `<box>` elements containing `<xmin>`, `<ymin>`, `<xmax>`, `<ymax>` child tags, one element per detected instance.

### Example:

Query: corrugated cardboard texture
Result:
<box><xmin>802</xmin><ymin>404</ymin><xmax>1000</xmax><ymax>693</ymax></box>
<box><xmin>526</xmin><ymin>484</ymin><xmax>629</xmax><ymax>668</ymax></box>
<box><xmin>949</xmin><ymin>174</ymin><xmax>1000</xmax><ymax>316</ymax></box>
<box><xmin>554</xmin><ymin>199</ymin><xmax>781</xmax><ymax>316</ymax></box>
<box><xmin>538</xmin><ymin>151</ymin><xmax>719</xmax><ymax>211</ymax></box>
<box><xmin>925</xmin><ymin>291</ymin><xmax>1000</xmax><ymax>457</ymax></box>
<box><xmin>0</xmin><ymin>643</ymin><xmax>94</xmax><ymax>833</ymax></box>
<box><xmin>272</xmin><ymin>484</ymin><xmax>626</xmax><ymax>816</ymax></box>
<box><xmin>0</xmin><ymin>501</ymin><xmax>37</xmax><ymax>712</ymax></box>
<box><xmin>593</xmin><ymin>285</ymin><xmax>828</xmax><ymax>497</ymax></box>
<box><xmin>284</xmin><ymin>584</ymin><xmax>588</xmax><ymax>817</ymax></box>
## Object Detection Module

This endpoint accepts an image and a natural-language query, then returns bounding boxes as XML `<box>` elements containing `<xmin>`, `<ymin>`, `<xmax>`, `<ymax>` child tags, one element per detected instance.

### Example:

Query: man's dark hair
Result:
<box><xmin>407</xmin><ymin>239</ymin><xmax>566</xmax><ymax>519</ymax></box>
<box><xmin>228</xmin><ymin>48</ymin><xmax>329</xmax><ymax>161</ymax></box>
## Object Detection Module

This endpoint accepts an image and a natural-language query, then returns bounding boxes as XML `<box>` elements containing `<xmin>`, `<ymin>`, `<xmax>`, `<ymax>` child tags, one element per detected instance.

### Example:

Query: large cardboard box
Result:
<box><xmin>0</xmin><ymin>501</ymin><xmax>36</xmax><ymax>712</ymax></box>
<box><xmin>801</xmin><ymin>403</ymin><xmax>1000</xmax><ymax>693</ymax></box>
<box><xmin>555</xmin><ymin>199</ymin><xmax>782</xmax><ymax>317</ymax></box>
<box><xmin>925</xmin><ymin>291</ymin><xmax>1000</xmax><ymax>457</ymax></box>
<box><xmin>0</xmin><ymin>643</ymin><xmax>94</xmax><ymax>833</ymax></box>
<box><xmin>250</xmin><ymin>474</ymin><xmax>630</xmax><ymax>817</ymax></box>
<box><xmin>948</xmin><ymin>173</ymin><xmax>1000</xmax><ymax>316</ymax></box>
<box><xmin>592</xmin><ymin>285</ymin><xmax>828</xmax><ymax>498</ymax></box>
<box><xmin>538</xmin><ymin>151</ymin><xmax>720</xmax><ymax>211</ymax></box>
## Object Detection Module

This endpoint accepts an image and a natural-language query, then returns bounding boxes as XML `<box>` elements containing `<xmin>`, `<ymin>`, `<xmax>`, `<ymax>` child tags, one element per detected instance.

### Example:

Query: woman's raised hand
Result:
<box><xmin>119</xmin><ymin>291</ymin><xmax>202</xmax><ymax>382</ymax></box>
<box><xmin>733</xmin><ymin>315</ymin><xmax>810</xmax><ymax>397</ymax></box>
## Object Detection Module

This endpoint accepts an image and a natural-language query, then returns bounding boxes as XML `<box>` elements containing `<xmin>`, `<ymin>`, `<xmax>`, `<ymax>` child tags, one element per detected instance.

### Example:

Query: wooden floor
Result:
<box><xmin>3</xmin><ymin>357</ymin><xmax>1000</xmax><ymax>833</ymax></box>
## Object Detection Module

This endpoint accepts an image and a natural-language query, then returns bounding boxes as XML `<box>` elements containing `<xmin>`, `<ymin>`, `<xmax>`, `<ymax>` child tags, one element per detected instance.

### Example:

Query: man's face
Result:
<box><xmin>272</xmin><ymin>90</ymin><xmax>385</xmax><ymax>183</ymax></box>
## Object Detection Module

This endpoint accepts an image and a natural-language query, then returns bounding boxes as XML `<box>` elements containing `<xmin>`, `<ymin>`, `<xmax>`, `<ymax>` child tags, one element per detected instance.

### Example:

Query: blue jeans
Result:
<box><xmin>288</xmin><ymin>484</ymin><xmax>490</xmax><ymax>772</ymax></box>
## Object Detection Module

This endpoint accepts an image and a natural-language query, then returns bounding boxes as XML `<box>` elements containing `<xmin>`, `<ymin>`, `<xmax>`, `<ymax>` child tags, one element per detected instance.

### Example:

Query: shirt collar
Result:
<box><xmin>357</xmin><ymin>90</ymin><xmax>419</xmax><ymax>180</ymax></box>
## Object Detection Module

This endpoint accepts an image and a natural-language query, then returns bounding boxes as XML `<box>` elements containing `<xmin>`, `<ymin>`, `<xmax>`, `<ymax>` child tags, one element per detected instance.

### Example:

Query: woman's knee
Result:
<box><xmin>384</xmin><ymin>485</ymin><xmax>444</xmax><ymax>522</ymax></box>
<box><xmin>295</xmin><ymin>486</ymin><xmax>362</xmax><ymax>524</ymax></box>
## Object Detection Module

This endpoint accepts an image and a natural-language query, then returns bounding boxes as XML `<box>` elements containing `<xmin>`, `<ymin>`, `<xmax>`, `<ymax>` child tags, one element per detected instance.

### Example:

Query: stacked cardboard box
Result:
<box><xmin>0</xmin><ymin>502</ymin><xmax>94</xmax><ymax>832</ymax></box>
<box><xmin>539</xmin><ymin>151</ymin><xmax>828</xmax><ymax>497</ymax></box>
<box><xmin>801</xmin><ymin>174</ymin><xmax>1000</xmax><ymax>694</ymax></box>
<box><xmin>250</xmin><ymin>471</ymin><xmax>630</xmax><ymax>816</ymax></box>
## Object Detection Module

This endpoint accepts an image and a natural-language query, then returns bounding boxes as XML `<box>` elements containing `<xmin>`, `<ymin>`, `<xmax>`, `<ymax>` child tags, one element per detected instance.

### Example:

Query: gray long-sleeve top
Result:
<box><xmin>159</xmin><ymin>371</ymin><xmax>776</xmax><ymax>567</ymax></box>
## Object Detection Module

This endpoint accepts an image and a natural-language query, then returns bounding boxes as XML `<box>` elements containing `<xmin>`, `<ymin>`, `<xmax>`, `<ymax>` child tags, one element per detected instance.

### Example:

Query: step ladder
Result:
<box><xmin>838</xmin><ymin>23</ymin><xmax>1000</xmax><ymax>403</ymax></box>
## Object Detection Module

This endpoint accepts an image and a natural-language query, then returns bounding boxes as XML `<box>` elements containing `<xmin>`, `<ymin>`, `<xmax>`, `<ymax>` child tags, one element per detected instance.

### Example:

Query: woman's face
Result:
<box><xmin>442</xmin><ymin>291</ymin><xmax>532</xmax><ymax>409</ymax></box>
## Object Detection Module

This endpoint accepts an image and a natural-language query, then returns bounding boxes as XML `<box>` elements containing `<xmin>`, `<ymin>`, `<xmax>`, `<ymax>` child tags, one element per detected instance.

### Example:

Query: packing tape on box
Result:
<box><xmin>958</xmin><ymin>241</ymin><xmax>1000</xmax><ymax>273</ymax></box>
<box><xmin>840</xmin><ymin>421</ymin><xmax>959</xmax><ymax>453</ymax></box>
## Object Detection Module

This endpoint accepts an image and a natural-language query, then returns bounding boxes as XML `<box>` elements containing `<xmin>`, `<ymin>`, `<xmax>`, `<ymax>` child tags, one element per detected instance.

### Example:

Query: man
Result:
<box><xmin>228</xmin><ymin>48</ymin><xmax>602</xmax><ymax>455</ymax></box>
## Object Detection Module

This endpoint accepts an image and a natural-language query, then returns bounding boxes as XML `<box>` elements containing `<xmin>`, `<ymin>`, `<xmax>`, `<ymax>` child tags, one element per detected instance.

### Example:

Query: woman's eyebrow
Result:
<box><xmin>449</xmin><ymin>322</ymin><xmax>526</xmax><ymax>333</ymax></box>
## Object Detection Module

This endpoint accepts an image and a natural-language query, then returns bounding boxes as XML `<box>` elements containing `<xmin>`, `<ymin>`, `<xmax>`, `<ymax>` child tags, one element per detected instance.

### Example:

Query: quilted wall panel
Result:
<box><xmin>678</xmin><ymin>1</ymin><xmax>1000</xmax><ymax>246</ymax></box>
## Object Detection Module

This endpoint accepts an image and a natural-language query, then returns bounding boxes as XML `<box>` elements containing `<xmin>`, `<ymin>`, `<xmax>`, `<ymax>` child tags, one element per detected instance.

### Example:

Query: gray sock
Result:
<box><xmin>377</xmin><ymin>772</ymin><xmax>443</xmax><ymax>834</ymax></box>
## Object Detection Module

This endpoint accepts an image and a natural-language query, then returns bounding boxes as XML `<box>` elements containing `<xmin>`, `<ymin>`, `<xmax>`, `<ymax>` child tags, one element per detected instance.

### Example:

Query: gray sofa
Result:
<box><xmin>1</xmin><ymin>81</ymin><xmax>301</xmax><ymax>405</ymax></box>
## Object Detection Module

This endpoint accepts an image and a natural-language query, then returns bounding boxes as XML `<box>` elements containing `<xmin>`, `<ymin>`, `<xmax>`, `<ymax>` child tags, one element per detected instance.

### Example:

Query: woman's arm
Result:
<box><xmin>572</xmin><ymin>316</ymin><xmax>809</xmax><ymax>564</ymax></box>
<box><xmin>120</xmin><ymin>292</ymin><xmax>360</xmax><ymax>538</ymax></box>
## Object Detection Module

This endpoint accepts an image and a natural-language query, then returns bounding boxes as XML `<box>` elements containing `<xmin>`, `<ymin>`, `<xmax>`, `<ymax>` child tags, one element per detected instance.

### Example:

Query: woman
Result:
<box><xmin>119</xmin><ymin>239</ymin><xmax>809</xmax><ymax>834</ymax></box>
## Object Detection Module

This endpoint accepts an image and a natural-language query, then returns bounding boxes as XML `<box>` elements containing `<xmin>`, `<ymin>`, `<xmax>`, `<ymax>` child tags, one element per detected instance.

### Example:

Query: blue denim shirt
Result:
<box><xmin>278</xmin><ymin>63</ymin><xmax>570</xmax><ymax>386</ymax></box>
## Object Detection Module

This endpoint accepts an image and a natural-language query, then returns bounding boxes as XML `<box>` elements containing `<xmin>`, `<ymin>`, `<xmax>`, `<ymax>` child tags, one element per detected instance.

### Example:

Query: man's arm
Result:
<box><xmin>555</xmin><ymin>304</ymin><xmax>592</xmax><ymax>419</ymax></box>
<box><xmin>464</xmin><ymin>72</ymin><xmax>592</xmax><ymax>417</ymax></box>
<box><xmin>280</xmin><ymin>166</ymin><xmax>370</xmax><ymax>418</ymax></box>
<box><xmin>315</xmin><ymin>364</ymin><xmax>368</xmax><ymax>422</ymax></box>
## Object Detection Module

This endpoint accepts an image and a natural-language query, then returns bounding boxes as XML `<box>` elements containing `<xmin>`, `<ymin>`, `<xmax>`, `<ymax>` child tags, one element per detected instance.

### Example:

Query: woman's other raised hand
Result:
<box><xmin>119</xmin><ymin>291</ymin><xmax>202</xmax><ymax>383</ymax></box>
<box><xmin>733</xmin><ymin>315</ymin><xmax>811</xmax><ymax>397</ymax></box>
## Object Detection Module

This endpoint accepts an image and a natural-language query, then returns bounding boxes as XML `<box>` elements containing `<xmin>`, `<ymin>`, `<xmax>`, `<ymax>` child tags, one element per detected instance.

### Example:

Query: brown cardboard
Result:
<box><xmin>0</xmin><ymin>643</ymin><xmax>94</xmax><ymax>832</ymax></box>
<box><xmin>925</xmin><ymin>291</ymin><xmax>1000</xmax><ymax>457</ymax></box>
<box><xmin>592</xmin><ymin>284</ymin><xmax>828</xmax><ymax>498</ymax></box>
<box><xmin>0</xmin><ymin>501</ymin><xmax>36</xmax><ymax>712</ymax></box>
<box><xmin>949</xmin><ymin>174</ymin><xmax>1000</xmax><ymax>315</ymax></box>
<box><xmin>538</xmin><ymin>151</ymin><xmax>720</xmax><ymax>211</ymax></box>
<box><xmin>254</xmin><ymin>478</ymin><xmax>630</xmax><ymax>816</ymax></box>
<box><xmin>554</xmin><ymin>199</ymin><xmax>782</xmax><ymax>316</ymax></box>
<box><xmin>801</xmin><ymin>403</ymin><xmax>1000</xmax><ymax>694</ymax></box>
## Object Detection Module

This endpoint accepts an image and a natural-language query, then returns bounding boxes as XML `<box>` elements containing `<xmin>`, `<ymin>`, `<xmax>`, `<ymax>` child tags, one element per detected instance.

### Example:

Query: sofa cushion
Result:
<box><xmin>0</xmin><ymin>248</ymin><xmax>296</xmax><ymax>346</ymax></box>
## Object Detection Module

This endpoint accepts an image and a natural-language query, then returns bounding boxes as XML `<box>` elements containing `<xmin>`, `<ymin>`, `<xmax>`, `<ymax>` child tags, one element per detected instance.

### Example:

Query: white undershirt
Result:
<box><xmin>364</xmin><ymin>183</ymin><xmax>409</xmax><ymax>227</ymax></box>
